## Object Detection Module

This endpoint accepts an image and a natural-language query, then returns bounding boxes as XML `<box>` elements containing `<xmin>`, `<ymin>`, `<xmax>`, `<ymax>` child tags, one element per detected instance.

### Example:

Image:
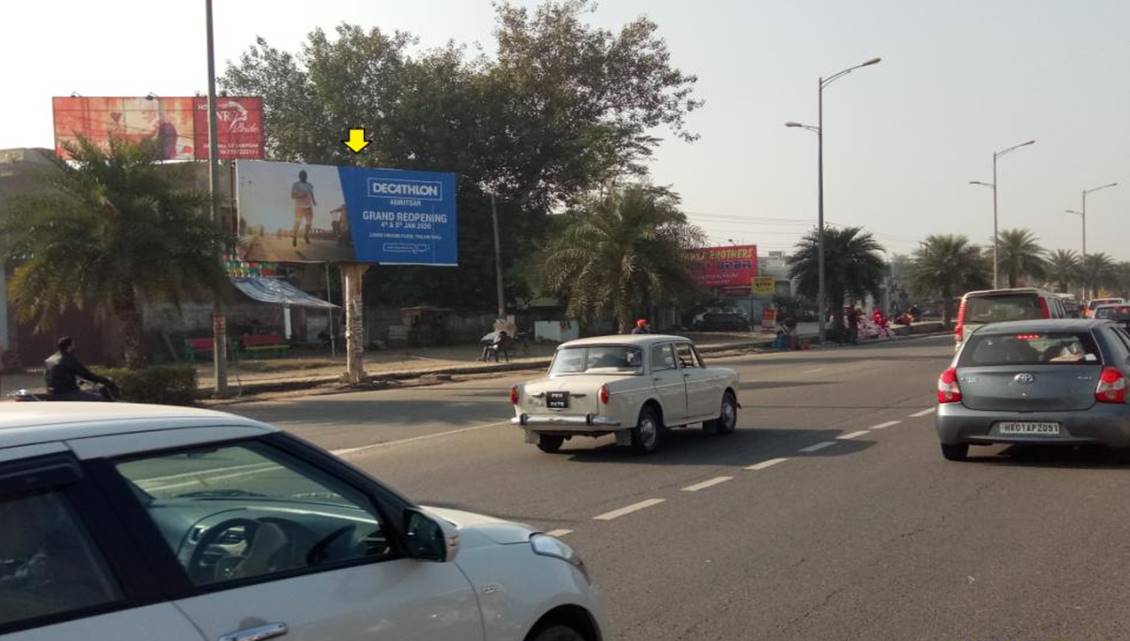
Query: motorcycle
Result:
<box><xmin>8</xmin><ymin>381</ymin><xmax>119</xmax><ymax>402</ymax></box>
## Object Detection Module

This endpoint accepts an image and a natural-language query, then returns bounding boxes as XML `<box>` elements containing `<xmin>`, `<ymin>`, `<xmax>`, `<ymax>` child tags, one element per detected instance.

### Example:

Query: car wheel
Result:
<box><xmin>529</xmin><ymin>624</ymin><xmax>587</xmax><ymax>641</ymax></box>
<box><xmin>631</xmin><ymin>406</ymin><xmax>662</xmax><ymax>454</ymax></box>
<box><xmin>940</xmin><ymin>443</ymin><xmax>968</xmax><ymax>461</ymax></box>
<box><xmin>536</xmin><ymin>434</ymin><xmax>565</xmax><ymax>453</ymax></box>
<box><xmin>704</xmin><ymin>391</ymin><xmax>738</xmax><ymax>435</ymax></box>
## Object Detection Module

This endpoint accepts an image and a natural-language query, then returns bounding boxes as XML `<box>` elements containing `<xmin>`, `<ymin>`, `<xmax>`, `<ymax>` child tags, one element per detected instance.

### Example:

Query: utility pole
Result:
<box><xmin>490</xmin><ymin>192</ymin><xmax>505</xmax><ymax>320</ymax></box>
<box><xmin>205</xmin><ymin>0</ymin><xmax>228</xmax><ymax>397</ymax></box>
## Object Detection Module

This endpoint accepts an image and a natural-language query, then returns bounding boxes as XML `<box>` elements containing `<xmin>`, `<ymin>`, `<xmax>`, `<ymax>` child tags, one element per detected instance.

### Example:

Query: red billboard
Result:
<box><xmin>690</xmin><ymin>245</ymin><xmax>758</xmax><ymax>290</ymax></box>
<box><xmin>52</xmin><ymin>96</ymin><xmax>264</xmax><ymax>161</ymax></box>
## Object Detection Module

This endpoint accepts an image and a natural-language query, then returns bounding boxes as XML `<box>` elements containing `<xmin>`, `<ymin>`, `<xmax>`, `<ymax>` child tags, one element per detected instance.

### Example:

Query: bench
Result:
<box><xmin>184</xmin><ymin>337</ymin><xmax>237</xmax><ymax>361</ymax></box>
<box><xmin>184</xmin><ymin>338</ymin><xmax>216</xmax><ymax>361</ymax></box>
<box><xmin>239</xmin><ymin>334</ymin><xmax>290</xmax><ymax>357</ymax></box>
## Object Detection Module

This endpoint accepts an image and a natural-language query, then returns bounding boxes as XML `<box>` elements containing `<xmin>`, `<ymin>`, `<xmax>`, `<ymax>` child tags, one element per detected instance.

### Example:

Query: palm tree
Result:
<box><xmin>1</xmin><ymin>136</ymin><xmax>232</xmax><ymax>368</ymax></box>
<box><xmin>908</xmin><ymin>235</ymin><xmax>991</xmax><ymax>324</ymax></box>
<box><xmin>1046</xmin><ymin>249</ymin><xmax>1081</xmax><ymax>293</ymax></box>
<box><xmin>1112</xmin><ymin>262</ymin><xmax>1130</xmax><ymax>299</ymax></box>
<box><xmin>995</xmin><ymin>228</ymin><xmax>1046</xmax><ymax>288</ymax></box>
<box><xmin>788</xmin><ymin>226</ymin><xmax>886</xmax><ymax>336</ymax></box>
<box><xmin>1080</xmin><ymin>253</ymin><xmax>1117</xmax><ymax>298</ymax></box>
<box><xmin>543</xmin><ymin>186</ymin><xmax>704</xmax><ymax>332</ymax></box>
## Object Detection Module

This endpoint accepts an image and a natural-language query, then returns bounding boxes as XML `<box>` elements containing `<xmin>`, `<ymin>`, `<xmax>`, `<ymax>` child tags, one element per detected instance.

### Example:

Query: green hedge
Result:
<box><xmin>94</xmin><ymin>365</ymin><xmax>198</xmax><ymax>405</ymax></box>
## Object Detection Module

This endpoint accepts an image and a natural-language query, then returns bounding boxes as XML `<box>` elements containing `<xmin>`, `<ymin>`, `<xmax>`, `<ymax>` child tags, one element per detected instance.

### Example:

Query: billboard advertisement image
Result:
<box><xmin>236</xmin><ymin>160</ymin><xmax>457</xmax><ymax>266</ymax></box>
<box><xmin>690</xmin><ymin>245</ymin><xmax>758</xmax><ymax>290</ymax></box>
<box><xmin>52</xmin><ymin>96</ymin><xmax>263</xmax><ymax>160</ymax></box>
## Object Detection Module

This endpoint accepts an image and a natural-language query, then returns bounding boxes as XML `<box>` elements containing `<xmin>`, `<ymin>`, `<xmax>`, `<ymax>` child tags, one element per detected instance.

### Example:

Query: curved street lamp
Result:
<box><xmin>969</xmin><ymin>140</ymin><xmax>1036</xmax><ymax>288</ymax></box>
<box><xmin>785</xmin><ymin>57</ymin><xmax>882</xmax><ymax>343</ymax></box>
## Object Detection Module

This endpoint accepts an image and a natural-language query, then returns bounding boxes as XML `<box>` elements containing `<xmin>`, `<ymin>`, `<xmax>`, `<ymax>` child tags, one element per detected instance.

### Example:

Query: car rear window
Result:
<box><xmin>549</xmin><ymin>346</ymin><xmax>644</xmax><ymax>375</ymax></box>
<box><xmin>1094</xmin><ymin>306</ymin><xmax>1130</xmax><ymax>320</ymax></box>
<box><xmin>963</xmin><ymin>294</ymin><xmax>1043</xmax><ymax>323</ymax></box>
<box><xmin>958</xmin><ymin>332</ymin><xmax>1102</xmax><ymax>366</ymax></box>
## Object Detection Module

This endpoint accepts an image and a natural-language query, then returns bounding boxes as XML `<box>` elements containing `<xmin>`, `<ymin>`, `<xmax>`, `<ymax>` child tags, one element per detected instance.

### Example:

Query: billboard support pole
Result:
<box><xmin>342</xmin><ymin>263</ymin><xmax>369</xmax><ymax>385</ymax></box>
<box><xmin>205</xmin><ymin>0</ymin><xmax>228</xmax><ymax>397</ymax></box>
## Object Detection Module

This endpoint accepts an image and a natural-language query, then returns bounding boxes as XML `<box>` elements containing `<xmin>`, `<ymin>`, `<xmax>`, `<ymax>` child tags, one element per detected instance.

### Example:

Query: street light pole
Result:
<box><xmin>205</xmin><ymin>0</ymin><xmax>228</xmax><ymax>397</ymax></box>
<box><xmin>977</xmin><ymin>140</ymin><xmax>1035</xmax><ymax>289</ymax></box>
<box><xmin>787</xmin><ymin>57</ymin><xmax>880</xmax><ymax>344</ymax></box>
<box><xmin>490</xmin><ymin>192</ymin><xmax>505</xmax><ymax>320</ymax></box>
<box><xmin>1072</xmin><ymin>182</ymin><xmax>1119</xmax><ymax>299</ymax></box>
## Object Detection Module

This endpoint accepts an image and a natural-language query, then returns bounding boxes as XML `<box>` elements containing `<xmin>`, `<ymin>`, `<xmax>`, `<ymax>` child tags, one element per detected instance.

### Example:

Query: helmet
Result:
<box><xmin>636</xmin><ymin>319</ymin><xmax>648</xmax><ymax>328</ymax></box>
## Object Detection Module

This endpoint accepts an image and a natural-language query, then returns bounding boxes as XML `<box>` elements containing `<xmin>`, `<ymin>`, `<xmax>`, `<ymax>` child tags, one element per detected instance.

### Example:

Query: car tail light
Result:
<box><xmin>1039</xmin><ymin>297</ymin><xmax>1051</xmax><ymax>318</ymax></box>
<box><xmin>937</xmin><ymin>367</ymin><xmax>962</xmax><ymax>403</ymax></box>
<box><xmin>509</xmin><ymin>386</ymin><xmax>519</xmax><ymax>405</ymax></box>
<box><xmin>1096</xmin><ymin>367</ymin><xmax>1127</xmax><ymax>404</ymax></box>
<box><xmin>599</xmin><ymin>385</ymin><xmax>610</xmax><ymax>405</ymax></box>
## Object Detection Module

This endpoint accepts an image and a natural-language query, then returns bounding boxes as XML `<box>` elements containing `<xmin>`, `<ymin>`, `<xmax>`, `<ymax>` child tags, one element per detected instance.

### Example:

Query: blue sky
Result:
<box><xmin>6</xmin><ymin>0</ymin><xmax>1129</xmax><ymax>259</ymax></box>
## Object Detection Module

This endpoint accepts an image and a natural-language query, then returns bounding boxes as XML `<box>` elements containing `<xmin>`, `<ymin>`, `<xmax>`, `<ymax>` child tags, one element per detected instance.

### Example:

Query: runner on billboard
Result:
<box><xmin>291</xmin><ymin>170</ymin><xmax>317</xmax><ymax>247</ymax></box>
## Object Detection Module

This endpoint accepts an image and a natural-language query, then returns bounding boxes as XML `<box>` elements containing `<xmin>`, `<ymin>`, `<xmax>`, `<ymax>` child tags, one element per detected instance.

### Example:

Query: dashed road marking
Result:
<box><xmin>838</xmin><ymin>430</ymin><xmax>870</xmax><ymax>440</ymax></box>
<box><xmin>870</xmin><ymin>420</ymin><xmax>902</xmax><ymax>430</ymax></box>
<box><xmin>798</xmin><ymin>441</ymin><xmax>837</xmax><ymax>453</ymax></box>
<box><xmin>545</xmin><ymin>529</ymin><xmax>573</xmax><ymax>538</ymax></box>
<box><xmin>803</xmin><ymin>367</ymin><xmax>828</xmax><ymax>374</ymax></box>
<box><xmin>331</xmin><ymin>421</ymin><xmax>509</xmax><ymax>457</ymax></box>
<box><xmin>909</xmin><ymin>408</ymin><xmax>936</xmax><ymax>418</ymax></box>
<box><xmin>746</xmin><ymin>458</ymin><xmax>788</xmax><ymax>471</ymax></box>
<box><xmin>593</xmin><ymin>498</ymin><xmax>666</xmax><ymax>521</ymax></box>
<box><xmin>682</xmin><ymin>476</ymin><xmax>733</xmax><ymax>492</ymax></box>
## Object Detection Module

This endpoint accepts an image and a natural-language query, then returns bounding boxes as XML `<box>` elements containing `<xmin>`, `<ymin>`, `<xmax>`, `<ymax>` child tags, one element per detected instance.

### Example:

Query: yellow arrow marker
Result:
<box><xmin>343</xmin><ymin>128</ymin><xmax>371</xmax><ymax>153</ymax></box>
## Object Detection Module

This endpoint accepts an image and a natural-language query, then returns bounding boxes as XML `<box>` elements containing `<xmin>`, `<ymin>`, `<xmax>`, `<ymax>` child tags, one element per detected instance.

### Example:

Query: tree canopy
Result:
<box><xmin>1</xmin><ymin>137</ymin><xmax>232</xmax><ymax>368</ymax></box>
<box><xmin>909</xmin><ymin>235</ymin><xmax>990</xmax><ymax>323</ymax></box>
<box><xmin>542</xmin><ymin>186</ymin><xmax>704</xmax><ymax>332</ymax></box>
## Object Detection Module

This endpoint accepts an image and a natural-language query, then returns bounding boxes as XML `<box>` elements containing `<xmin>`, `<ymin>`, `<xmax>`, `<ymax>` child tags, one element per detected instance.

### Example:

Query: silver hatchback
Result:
<box><xmin>936</xmin><ymin>319</ymin><xmax>1130</xmax><ymax>461</ymax></box>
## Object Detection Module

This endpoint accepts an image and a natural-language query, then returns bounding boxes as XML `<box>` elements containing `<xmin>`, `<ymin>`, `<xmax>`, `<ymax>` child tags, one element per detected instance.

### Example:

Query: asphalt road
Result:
<box><xmin>230</xmin><ymin>335</ymin><xmax>1130</xmax><ymax>641</ymax></box>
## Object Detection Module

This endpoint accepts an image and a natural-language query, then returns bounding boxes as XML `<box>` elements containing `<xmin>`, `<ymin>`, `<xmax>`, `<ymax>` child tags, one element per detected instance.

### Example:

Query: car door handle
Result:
<box><xmin>219</xmin><ymin>623</ymin><xmax>288</xmax><ymax>641</ymax></box>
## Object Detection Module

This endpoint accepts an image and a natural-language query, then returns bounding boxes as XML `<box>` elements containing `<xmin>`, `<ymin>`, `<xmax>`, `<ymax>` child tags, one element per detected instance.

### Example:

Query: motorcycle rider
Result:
<box><xmin>44</xmin><ymin>337</ymin><xmax>115</xmax><ymax>401</ymax></box>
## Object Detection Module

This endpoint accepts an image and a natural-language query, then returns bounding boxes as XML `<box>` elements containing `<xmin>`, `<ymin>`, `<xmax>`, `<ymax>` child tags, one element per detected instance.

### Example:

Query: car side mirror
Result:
<box><xmin>403</xmin><ymin>508</ymin><xmax>459</xmax><ymax>562</ymax></box>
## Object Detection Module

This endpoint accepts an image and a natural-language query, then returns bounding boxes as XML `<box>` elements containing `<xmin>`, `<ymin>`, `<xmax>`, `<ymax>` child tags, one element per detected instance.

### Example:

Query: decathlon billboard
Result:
<box><xmin>236</xmin><ymin>160</ymin><xmax>457</xmax><ymax>266</ymax></box>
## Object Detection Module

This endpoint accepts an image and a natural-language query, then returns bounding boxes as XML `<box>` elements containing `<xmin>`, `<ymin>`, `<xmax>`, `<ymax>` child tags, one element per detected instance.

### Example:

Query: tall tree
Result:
<box><xmin>995</xmin><ymin>228</ymin><xmax>1046</xmax><ymax>288</ymax></box>
<box><xmin>1080</xmin><ymin>253</ymin><xmax>1117</xmax><ymax>297</ymax></box>
<box><xmin>1</xmin><ymin>137</ymin><xmax>232</xmax><ymax>368</ymax></box>
<box><xmin>543</xmin><ymin>186</ymin><xmax>704</xmax><ymax>332</ymax></box>
<box><xmin>221</xmin><ymin>2</ymin><xmax>701</xmax><ymax>310</ymax></box>
<box><xmin>788</xmin><ymin>226</ymin><xmax>886</xmax><ymax>335</ymax></box>
<box><xmin>1046</xmin><ymin>249</ymin><xmax>1081</xmax><ymax>293</ymax></box>
<box><xmin>908</xmin><ymin>235</ymin><xmax>991</xmax><ymax>323</ymax></box>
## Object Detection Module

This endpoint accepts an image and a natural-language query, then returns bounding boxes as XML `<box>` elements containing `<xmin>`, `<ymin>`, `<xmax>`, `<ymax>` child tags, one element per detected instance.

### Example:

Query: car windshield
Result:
<box><xmin>549</xmin><ymin>346</ymin><xmax>644</xmax><ymax>375</ymax></box>
<box><xmin>964</xmin><ymin>295</ymin><xmax>1043</xmax><ymax>323</ymax></box>
<box><xmin>958</xmin><ymin>332</ymin><xmax>1101</xmax><ymax>366</ymax></box>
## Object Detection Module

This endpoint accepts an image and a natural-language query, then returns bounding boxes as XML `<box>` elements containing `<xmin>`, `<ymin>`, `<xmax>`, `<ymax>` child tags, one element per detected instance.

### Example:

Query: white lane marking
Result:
<box><xmin>838</xmin><ymin>430</ymin><xmax>870</xmax><ymax>440</ymax></box>
<box><xmin>682</xmin><ymin>476</ymin><xmax>733</xmax><ymax>492</ymax></box>
<box><xmin>798</xmin><ymin>441</ymin><xmax>837</xmax><ymax>453</ymax></box>
<box><xmin>330</xmin><ymin>420</ymin><xmax>509</xmax><ymax>457</ymax></box>
<box><xmin>802</xmin><ymin>367</ymin><xmax>827</xmax><ymax>374</ymax></box>
<box><xmin>593</xmin><ymin>498</ymin><xmax>666</xmax><ymax>521</ymax></box>
<box><xmin>869</xmin><ymin>420</ymin><xmax>902</xmax><ymax>430</ymax></box>
<box><xmin>545</xmin><ymin>529</ymin><xmax>573</xmax><ymax>538</ymax></box>
<box><xmin>909</xmin><ymin>408</ymin><xmax>936</xmax><ymax>418</ymax></box>
<box><xmin>746</xmin><ymin>458</ymin><xmax>788</xmax><ymax>471</ymax></box>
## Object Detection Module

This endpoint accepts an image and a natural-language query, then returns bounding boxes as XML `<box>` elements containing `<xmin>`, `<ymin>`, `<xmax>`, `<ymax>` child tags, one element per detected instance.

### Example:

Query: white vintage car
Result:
<box><xmin>510</xmin><ymin>335</ymin><xmax>741</xmax><ymax>454</ymax></box>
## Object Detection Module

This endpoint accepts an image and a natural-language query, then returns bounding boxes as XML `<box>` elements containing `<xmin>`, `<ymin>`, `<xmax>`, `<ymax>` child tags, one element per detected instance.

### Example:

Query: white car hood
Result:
<box><xmin>421</xmin><ymin>506</ymin><xmax>536</xmax><ymax>547</ymax></box>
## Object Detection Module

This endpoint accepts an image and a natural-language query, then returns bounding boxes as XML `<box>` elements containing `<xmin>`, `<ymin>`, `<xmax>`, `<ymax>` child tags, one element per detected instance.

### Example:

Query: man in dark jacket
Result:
<box><xmin>44</xmin><ymin>337</ymin><xmax>113</xmax><ymax>401</ymax></box>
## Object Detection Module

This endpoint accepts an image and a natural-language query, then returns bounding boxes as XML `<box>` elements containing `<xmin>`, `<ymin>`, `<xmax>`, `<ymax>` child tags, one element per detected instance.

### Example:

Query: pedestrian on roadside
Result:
<box><xmin>631</xmin><ymin>319</ymin><xmax>651</xmax><ymax>334</ymax></box>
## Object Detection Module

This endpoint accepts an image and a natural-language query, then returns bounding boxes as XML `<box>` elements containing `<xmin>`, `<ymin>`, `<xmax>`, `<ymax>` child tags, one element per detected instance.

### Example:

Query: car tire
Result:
<box><xmin>704</xmin><ymin>391</ymin><xmax>738</xmax><ymax>435</ymax></box>
<box><xmin>631</xmin><ymin>406</ymin><xmax>662</xmax><ymax>454</ymax></box>
<box><xmin>941</xmin><ymin>443</ymin><xmax>968</xmax><ymax>461</ymax></box>
<box><xmin>537</xmin><ymin>435</ymin><xmax>565</xmax><ymax>453</ymax></box>
<box><xmin>529</xmin><ymin>624</ymin><xmax>587</xmax><ymax>641</ymax></box>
